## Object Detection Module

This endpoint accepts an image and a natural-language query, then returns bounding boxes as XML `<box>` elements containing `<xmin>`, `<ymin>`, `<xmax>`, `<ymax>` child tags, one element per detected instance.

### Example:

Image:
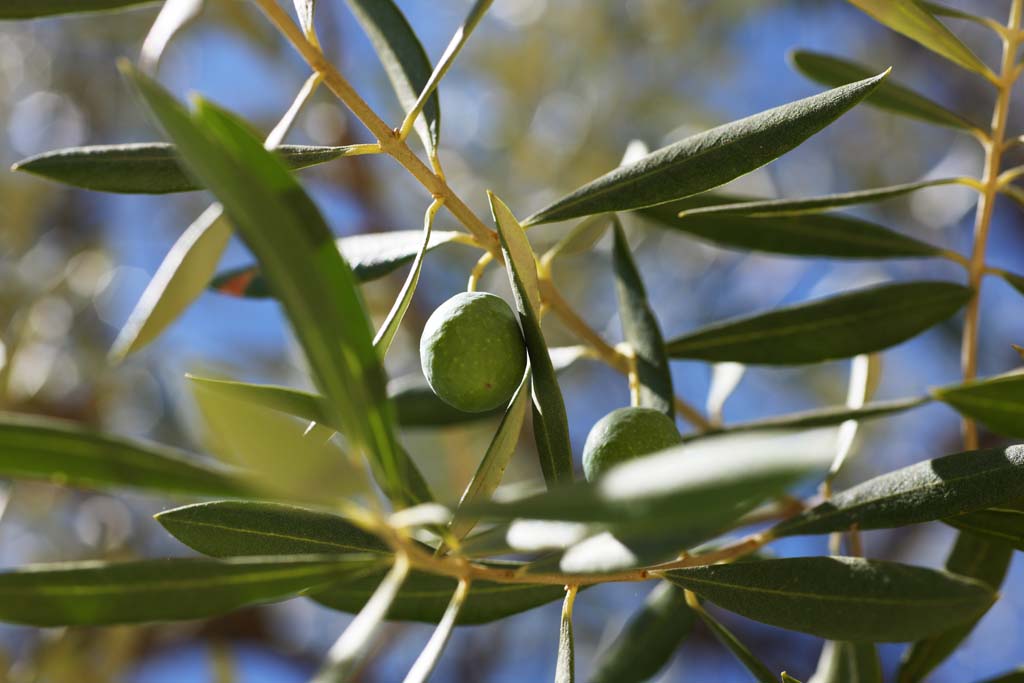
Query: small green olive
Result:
<box><xmin>582</xmin><ymin>407</ymin><xmax>682</xmax><ymax>481</ymax></box>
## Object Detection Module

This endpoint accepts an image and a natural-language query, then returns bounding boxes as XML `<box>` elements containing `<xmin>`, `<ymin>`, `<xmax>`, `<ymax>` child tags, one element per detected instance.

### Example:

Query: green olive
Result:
<box><xmin>582</xmin><ymin>407</ymin><xmax>682</xmax><ymax>481</ymax></box>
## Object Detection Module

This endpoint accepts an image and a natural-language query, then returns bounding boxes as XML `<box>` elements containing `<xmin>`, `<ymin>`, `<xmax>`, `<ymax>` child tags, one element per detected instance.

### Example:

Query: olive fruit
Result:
<box><xmin>419</xmin><ymin>292</ymin><xmax>527</xmax><ymax>413</ymax></box>
<box><xmin>582</xmin><ymin>407</ymin><xmax>682</xmax><ymax>481</ymax></box>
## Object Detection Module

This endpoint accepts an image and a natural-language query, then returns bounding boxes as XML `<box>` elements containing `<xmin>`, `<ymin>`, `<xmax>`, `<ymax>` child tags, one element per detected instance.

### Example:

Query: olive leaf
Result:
<box><xmin>663</xmin><ymin>556</ymin><xmax>995</xmax><ymax>642</ymax></box>
<box><xmin>139</xmin><ymin>0</ymin><xmax>203</xmax><ymax>72</ymax></box>
<box><xmin>555</xmin><ymin>588</ymin><xmax>577</xmax><ymax>683</ymax></box>
<box><xmin>524</xmin><ymin>71</ymin><xmax>887</xmax><ymax>225</ymax></box>
<box><xmin>848</xmin><ymin>0</ymin><xmax>994</xmax><ymax>79</ymax></box>
<box><xmin>809</xmin><ymin>641</ymin><xmax>882</xmax><ymax>683</ymax></box>
<box><xmin>345</xmin><ymin>0</ymin><xmax>439</xmax><ymax>155</ymax></box>
<box><xmin>0</xmin><ymin>555</ymin><xmax>378</xmax><ymax>626</ymax></box>
<box><xmin>0</xmin><ymin>0</ymin><xmax>157</xmax><ymax>18</ymax></box>
<box><xmin>666</xmin><ymin>282</ymin><xmax>971</xmax><ymax>364</ymax></box>
<box><xmin>612</xmin><ymin>220</ymin><xmax>674</xmax><ymax>416</ymax></box>
<box><xmin>402</xmin><ymin>580</ymin><xmax>471</xmax><ymax>683</ymax></box>
<box><xmin>210</xmin><ymin>230</ymin><xmax>466</xmax><ymax>298</ymax></box>
<box><xmin>772</xmin><ymin>445</ymin><xmax>1024</xmax><ymax>537</ymax></box>
<box><xmin>789</xmin><ymin>50</ymin><xmax>978</xmax><ymax>131</ymax></box>
<box><xmin>12</xmin><ymin>143</ymin><xmax>353</xmax><ymax>194</ymax></box>
<box><xmin>898</xmin><ymin>532</ymin><xmax>1013</xmax><ymax>682</ymax></box>
<box><xmin>945</xmin><ymin>500</ymin><xmax>1024</xmax><ymax>551</ymax></box>
<box><xmin>0</xmin><ymin>412</ymin><xmax>247</xmax><ymax>497</ymax></box>
<box><xmin>489</xmin><ymin>192</ymin><xmax>575</xmax><ymax>487</ymax></box>
<box><xmin>696</xmin><ymin>605</ymin><xmax>777</xmax><ymax>683</ymax></box>
<box><xmin>933</xmin><ymin>372</ymin><xmax>1024</xmax><ymax>437</ymax></box>
<box><xmin>587</xmin><ymin>582</ymin><xmax>694</xmax><ymax>683</ymax></box>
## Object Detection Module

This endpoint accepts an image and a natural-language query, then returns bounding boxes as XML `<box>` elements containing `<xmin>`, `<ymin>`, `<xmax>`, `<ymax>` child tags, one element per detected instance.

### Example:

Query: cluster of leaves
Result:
<box><xmin>3</xmin><ymin>0</ymin><xmax>1024</xmax><ymax>681</ymax></box>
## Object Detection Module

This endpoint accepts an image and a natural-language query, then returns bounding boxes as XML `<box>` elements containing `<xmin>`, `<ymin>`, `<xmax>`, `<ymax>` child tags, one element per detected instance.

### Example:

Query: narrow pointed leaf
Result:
<box><xmin>642</xmin><ymin>204</ymin><xmax>944</xmax><ymax>259</ymax></box>
<box><xmin>0</xmin><ymin>555</ymin><xmax>376</xmax><ymax>626</ymax></box>
<box><xmin>612</xmin><ymin>222</ymin><xmax>674</xmax><ymax>416</ymax></box>
<box><xmin>666</xmin><ymin>282</ymin><xmax>971</xmax><ymax>365</ymax></box>
<box><xmin>402</xmin><ymin>579</ymin><xmax>470</xmax><ymax>683</ymax></box>
<box><xmin>848</xmin><ymin>0</ymin><xmax>993</xmax><ymax>79</ymax></box>
<box><xmin>139</xmin><ymin>0</ymin><xmax>203</xmax><ymax>71</ymax></box>
<box><xmin>555</xmin><ymin>587</ymin><xmax>576</xmax><ymax>683</ymax></box>
<box><xmin>686</xmin><ymin>397</ymin><xmax>929</xmax><ymax>442</ymax></box>
<box><xmin>773</xmin><ymin>445</ymin><xmax>1024</xmax><ymax>537</ymax></box>
<box><xmin>312</xmin><ymin>555</ymin><xmax>410</xmax><ymax>683</ymax></box>
<box><xmin>975</xmin><ymin>669</ymin><xmax>1024</xmax><ymax>683</ymax></box>
<box><xmin>790</xmin><ymin>50</ymin><xmax>978</xmax><ymax>131</ymax></box>
<box><xmin>809</xmin><ymin>641</ymin><xmax>882</xmax><ymax>683</ymax></box>
<box><xmin>156</xmin><ymin>501</ymin><xmax>390</xmax><ymax>557</ymax></box>
<box><xmin>110</xmin><ymin>205</ymin><xmax>230</xmax><ymax>358</ymax></box>
<box><xmin>920</xmin><ymin>2</ymin><xmax>996</xmax><ymax>27</ymax></box>
<box><xmin>345</xmin><ymin>0</ymin><xmax>439</xmax><ymax>154</ymax></box>
<box><xmin>664</xmin><ymin>556</ymin><xmax>995</xmax><ymax>642</ymax></box>
<box><xmin>294</xmin><ymin>0</ymin><xmax>315</xmax><ymax>37</ymax></box>
<box><xmin>933</xmin><ymin>372</ymin><xmax>1024</xmax><ymax>438</ymax></box>
<box><xmin>697</xmin><ymin>607</ymin><xmax>776</xmax><ymax>683</ymax></box>
<box><xmin>449</xmin><ymin>372</ymin><xmax>531</xmax><ymax>541</ymax></box>
<box><xmin>489</xmin><ymin>192</ymin><xmax>574</xmax><ymax>487</ymax></box>
<box><xmin>313</xmin><ymin>562</ymin><xmax>566</xmax><ymax>624</ymax></box>
<box><xmin>899</xmin><ymin>532</ymin><xmax>1012</xmax><ymax>682</ymax></box>
<box><xmin>588</xmin><ymin>582</ymin><xmax>694</xmax><ymax>683</ymax></box>
<box><xmin>211</xmin><ymin>230</ymin><xmax>465</xmax><ymax>298</ymax></box>
<box><xmin>676</xmin><ymin>178</ymin><xmax>963</xmax><ymax>218</ymax></box>
<box><xmin>524</xmin><ymin>72</ymin><xmax>887</xmax><ymax>225</ymax></box>
<box><xmin>1000</xmin><ymin>271</ymin><xmax>1024</xmax><ymax>298</ymax></box>
<box><xmin>706</xmin><ymin>362</ymin><xmax>745</xmax><ymax>426</ymax></box>
<box><xmin>125</xmin><ymin>66</ymin><xmax>417</xmax><ymax>509</ymax></box>
<box><xmin>392</xmin><ymin>382</ymin><xmax>502</xmax><ymax>427</ymax></box>
<box><xmin>12</xmin><ymin>143</ymin><xmax>353</xmax><ymax>194</ymax></box>
<box><xmin>0</xmin><ymin>0</ymin><xmax>157</xmax><ymax>18</ymax></box>
<box><xmin>945</xmin><ymin>500</ymin><xmax>1024</xmax><ymax>550</ymax></box>
<box><xmin>544</xmin><ymin>215</ymin><xmax>611</xmax><ymax>261</ymax></box>
<box><xmin>0</xmin><ymin>412</ymin><xmax>247</xmax><ymax>497</ymax></box>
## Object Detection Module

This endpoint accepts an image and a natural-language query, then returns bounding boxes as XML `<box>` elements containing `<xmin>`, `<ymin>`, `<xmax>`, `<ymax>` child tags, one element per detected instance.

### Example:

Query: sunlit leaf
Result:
<box><xmin>139</xmin><ymin>0</ymin><xmax>203</xmax><ymax>72</ymax></box>
<box><xmin>0</xmin><ymin>0</ymin><xmax>157</xmax><ymax>18</ymax></box>
<box><xmin>612</xmin><ymin>221</ymin><xmax>674</xmax><ymax>416</ymax></box>
<box><xmin>588</xmin><ymin>582</ymin><xmax>694</xmax><ymax>683</ymax></box>
<box><xmin>642</xmin><ymin>204</ymin><xmax>944</xmax><ymax>259</ymax></box>
<box><xmin>402</xmin><ymin>579</ymin><xmax>470</xmax><ymax>683</ymax></box>
<box><xmin>156</xmin><ymin>501</ymin><xmax>390</xmax><ymax>557</ymax></box>
<box><xmin>524</xmin><ymin>72</ymin><xmax>887</xmax><ymax>225</ymax></box>
<box><xmin>790</xmin><ymin>50</ymin><xmax>978</xmax><ymax>131</ymax></box>
<box><xmin>110</xmin><ymin>205</ymin><xmax>231</xmax><ymax>359</ymax></box>
<box><xmin>848</xmin><ymin>0</ymin><xmax>993</xmax><ymax>79</ymax></box>
<box><xmin>664</xmin><ymin>556</ymin><xmax>995</xmax><ymax>641</ymax></box>
<box><xmin>489</xmin><ymin>192</ymin><xmax>574</xmax><ymax>487</ymax></box>
<box><xmin>555</xmin><ymin>587</ymin><xmax>577</xmax><ymax>683</ymax></box>
<box><xmin>666</xmin><ymin>282</ymin><xmax>971</xmax><ymax>364</ymax></box>
<box><xmin>0</xmin><ymin>555</ymin><xmax>377</xmax><ymax>626</ymax></box>
<box><xmin>345</xmin><ymin>0</ymin><xmax>439</xmax><ymax>154</ymax></box>
<box><xmin>210</xmin><ymin>230</ymin><xmax>466</xmax><ymax>297</ymax></box>
<box><xmin>125</xmin><ymin>66</ymin><xmax>418</xmax><ymax>508</ymax></box>
<box><xmin>898</xmin><ymin>533</ymin><xmax>1013</xmax><ymax>682</ymax></box>
<box><xmin>12</xmin><ymin>143</ymin><xmax>353</xmax><ymax>194</ymax></box>
<box><xmin>934</xmin><ymin>372</ymin><xmax>1024</xmax><ymax>438</ymax></box>
<box><xmin>0</xmin><ymin>411</ymin><xmax>247</xmax><ymax>497</ymax></box>
<box><xmin>809</xmin><ymin>641</ymin><xmax>882</xmax><ymax>683</ymax></box>
<box><xmin>773</xmin><ymin>445</ymin><xmax>1024</xmax><ymax>536</ymax></box>
<box><xmin>293</xmin><ymin>0</ymin><xmax>315</xmax><ymax>37</ymax></box>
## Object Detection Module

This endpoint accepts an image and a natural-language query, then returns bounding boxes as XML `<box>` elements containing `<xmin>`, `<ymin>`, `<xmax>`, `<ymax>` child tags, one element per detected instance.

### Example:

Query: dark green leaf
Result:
<box><xmin>490</xmin><ymin>192</ymin><xmax>574</xmax><ymax>487</ymax></box>
<box><xmin>0</xmin><ymin>555</ymin><xmax>377</xmax><ymax>626</ymax></box>
<box><xmin>313</xmin><ymin>562</ymin><xmax>566</xmax><ymax>624</ymax></box>
<box><xmin>810</xmin><ymin>642</ymin><xmax>882</xmax><ymax>683</ymax></box>
<box><xmin>934</xmin><ymin>373</ymin><xmax>1024</xmax><ymax>438</ymax></box>
<box><xmin>1000</xmin><ymin>271</ymin><xmax>1024</xmax><ymax>298</ymax></box>
<box><xmin>664</xmin><ymin>556</ymin><xmax>995</xmax><ymax>642</ymax></box>
<box><xmin>676</xmin><ymin>178</ymin><xmax>963</xmax><ymax>218</ymax></box>
<box><xmin>790</xmin><ymin>50</ymin><xmax>978</xmax><ymax>131</ymax></box>
<box><xmin>612</xmin><ymin>221</ymin><xmax>674</xmax><ymax>416</ymax></box>
<box><xmin>523</xmin><ymin>72</ymin><xmax>887</xmax><ymax>225</ymax></box>
<box><xmin>684</xmin><ymin>397</ymin><xmax>930</xmax><ymax>442</ymax></box>
<box><xmin>587</xmin><ymin>582</ymin><xmax>694</xmax><ymax>683</ymax></box>
<box><xmin>642</xmin><ymin>204</ymin><xmax>944</xmax><ymax>260</ymax></box>
<box><xmin>666</xmin><ymin>282</ymin><xmax>971</xmax><ymax>365</ymax></box>
<box><xmin>945</xmin><ymin>500</ymin><xmax>1024</xmax><ymax>550</ymax></box>
<box><xmin>974</xmin><ymin>669</ymin><xmax>1024</xmax><ymax>683</ymax></box>
<box><xmin>110</xmin><ymin>205</ymin><xmax>231</xmax><ymax>359</ymax></box>
<box><xmin>697</xmin><ymin>607</ymin><xmax>776</xmax><ymax>683</ymax></box>
<box><xmin>12</xmin><ymin>143</ymin><xmax>352</xmax><ymax>194</ymax></box>
<box><xmin>392</xmin><ymin>382</ymin><xmax>501</xmax><ymax>427</ymax></box>
<box><xmin>156</xmin><ymin>501</ymin><xmax>390</xmax><ymax>557</ymax></box>
<box><xmin>898</xmin><ymin>533</ymin><xmax>1013</xmax><ymax>682</ymax></box>
<box><xmin>0</xmin><ymin>0</ymin><xmax>157</xmax><ymax>18</ymax></box>
<box><xmin>773</xmin><ymin>445</ymin><xmax>1024</xmax><ymax>536</ymax></box>
<box><xmin>210</xmin><ymin>230</ymin><xmax>465</xmax><ymax>298</ymax></box>
<box><xmin>345</xmin><ymin>0</ymin><xmax>439</xmax><ymax>154</ymax></box>
<box><xmin>0</xmin><ymin>411</ymin><xmax>247</xmax><ymax>497</ymax></box>
<box><xmin>125</xmin><ymin>66</ymin><xmax>418</xmax><ymax>508</ymax></box>
<box><xmin>848</xmin><ymin>0</ymin><xmax>993</xmax><ymax>79</ymax></box>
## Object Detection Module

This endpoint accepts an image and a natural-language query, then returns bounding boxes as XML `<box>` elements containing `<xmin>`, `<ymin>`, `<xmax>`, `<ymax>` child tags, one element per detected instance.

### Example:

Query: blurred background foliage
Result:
<box><xmin>0</xmin><ymin>0</ymin><xmax>1022</xmax><ymax>680</ymax></box>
